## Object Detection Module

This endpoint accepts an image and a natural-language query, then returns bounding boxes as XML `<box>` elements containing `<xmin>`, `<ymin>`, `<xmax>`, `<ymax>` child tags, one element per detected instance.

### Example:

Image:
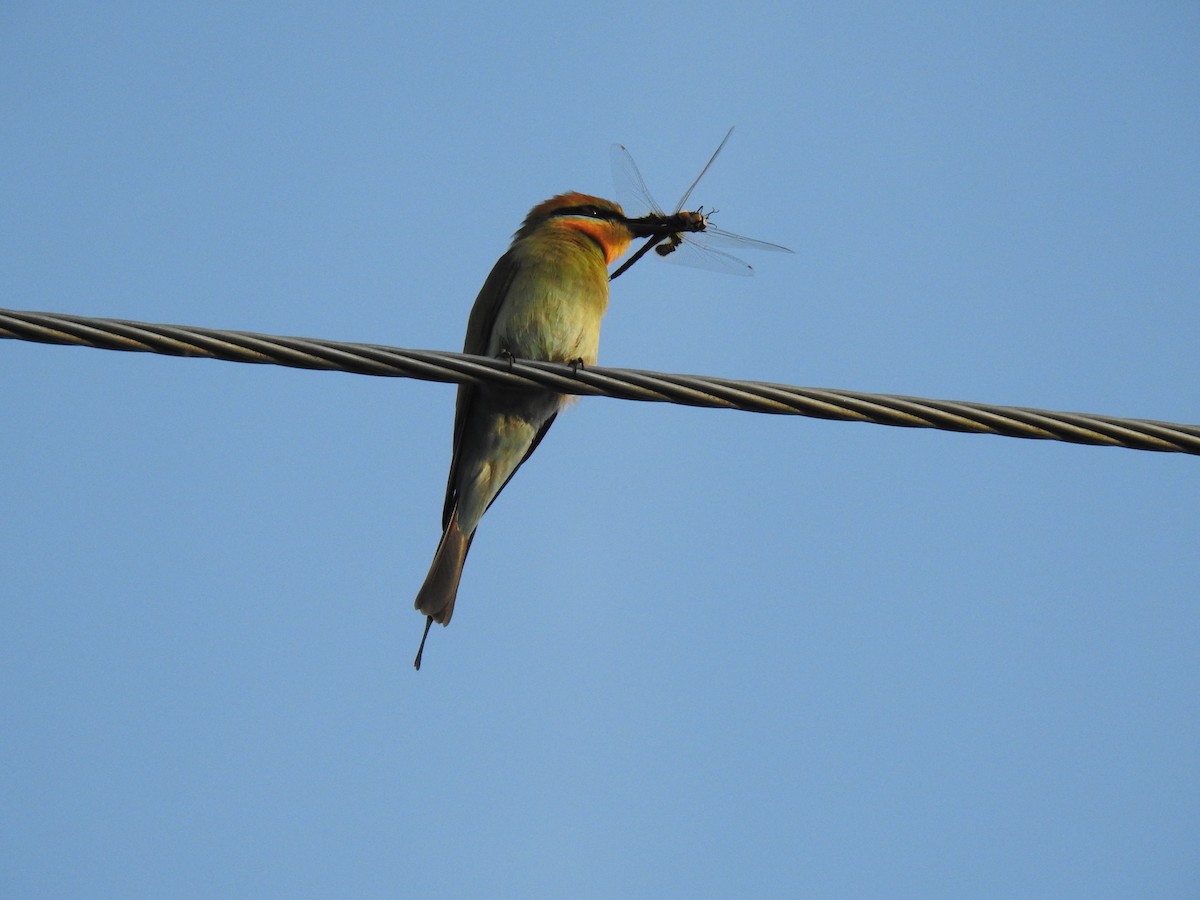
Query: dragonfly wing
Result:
<box><xmin>661</xmin><ymin>238</ymin><xmax>754</xmax><ymax>276</ymax></box>
<box><xmin>701</xmin><ymin>224</ymin><xmax>795</xmax><ymax>254</ymax></box>
<box><xmin>609</xmin><ymin>143</ymin><xmax>665</xmax><ymax>216</ymax></box>
<box><xmin>673</xmin><ymin>126</ymin><xmax>735</xmax><ymax>213</ymax></box>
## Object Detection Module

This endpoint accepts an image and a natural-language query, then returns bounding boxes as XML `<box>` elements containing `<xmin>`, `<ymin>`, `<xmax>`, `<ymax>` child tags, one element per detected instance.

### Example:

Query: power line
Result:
<box><xmin>3</xmin><ymin>307</ymin><xmax>1197</xmax><ymax>455</ymax></box>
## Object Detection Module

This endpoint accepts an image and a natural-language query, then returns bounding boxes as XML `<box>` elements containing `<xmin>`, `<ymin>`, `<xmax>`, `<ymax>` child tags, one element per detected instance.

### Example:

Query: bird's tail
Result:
<box><xmin>412</xmin><ymin>516</ymin><xmax>472</xmax><ymax>670</ymax></box>
<box><xmin>414</xmin><ymin>511</ymin><xmax>471</xmax><ymax>622</ymax></box>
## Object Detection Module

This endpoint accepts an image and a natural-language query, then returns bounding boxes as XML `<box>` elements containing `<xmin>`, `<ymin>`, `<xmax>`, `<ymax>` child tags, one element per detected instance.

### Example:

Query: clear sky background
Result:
<box><xmin>3</xmin><ymin>3</ymin><xmax>1198</xmax><ymax>897</ymax></box>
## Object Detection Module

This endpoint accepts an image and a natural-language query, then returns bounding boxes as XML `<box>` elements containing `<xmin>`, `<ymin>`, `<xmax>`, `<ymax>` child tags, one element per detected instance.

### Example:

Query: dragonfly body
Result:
<box><xmin>609</xmin><ymin>127</ymin><xmax>792</xmax><ymax>279</ymax></box>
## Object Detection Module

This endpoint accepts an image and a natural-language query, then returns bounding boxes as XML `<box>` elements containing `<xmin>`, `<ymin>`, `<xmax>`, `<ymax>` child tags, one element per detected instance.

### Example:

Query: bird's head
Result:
<box><xmin>514</xmin><ymin>192</ymin><xmax>634</xmax><ymax>265</ymax></box>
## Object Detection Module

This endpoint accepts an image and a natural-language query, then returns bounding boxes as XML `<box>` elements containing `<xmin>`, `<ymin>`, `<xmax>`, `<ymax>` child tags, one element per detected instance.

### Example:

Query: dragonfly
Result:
<box><xmin>608</xmin><ymin>126</ymin><xmax>793</xmax><ymax>280</ymax></box>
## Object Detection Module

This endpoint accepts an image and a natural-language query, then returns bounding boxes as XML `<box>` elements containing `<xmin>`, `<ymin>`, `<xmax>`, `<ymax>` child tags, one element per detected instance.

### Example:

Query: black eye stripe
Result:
<box><xmin>552</xmin><ymin>204</ymin><xmax>616</xmax><ymax>220</ymax></box>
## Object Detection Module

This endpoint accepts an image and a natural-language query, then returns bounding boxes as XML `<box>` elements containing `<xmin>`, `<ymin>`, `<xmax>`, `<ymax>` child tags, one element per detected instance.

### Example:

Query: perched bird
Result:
<box><xmin>413</xmin><ymin>192</ymin><xmax>671</xmax><ymax>669</ymax></box>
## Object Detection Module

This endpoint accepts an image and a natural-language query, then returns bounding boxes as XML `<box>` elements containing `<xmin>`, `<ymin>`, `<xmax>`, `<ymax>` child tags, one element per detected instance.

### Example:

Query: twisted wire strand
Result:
<box><xmin>3</xmin><ymin>307</ymin><xmax>1197</xmax><ymax>455</ymax></box>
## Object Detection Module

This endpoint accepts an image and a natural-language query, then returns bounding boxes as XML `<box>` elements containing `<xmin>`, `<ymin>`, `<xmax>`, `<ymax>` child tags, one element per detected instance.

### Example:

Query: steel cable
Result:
<box><xmin>2</xmin><ymin>307</ymin><xmax>1197</xmax><ymax>455</ymax></box>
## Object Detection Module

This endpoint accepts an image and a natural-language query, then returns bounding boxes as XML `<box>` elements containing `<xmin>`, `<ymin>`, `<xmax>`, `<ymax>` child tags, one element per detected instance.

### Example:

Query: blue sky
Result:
<box><xmin>3</xmin><ymin>3</ymin><xmax>1198</xmax><ymax>897</ymax></box>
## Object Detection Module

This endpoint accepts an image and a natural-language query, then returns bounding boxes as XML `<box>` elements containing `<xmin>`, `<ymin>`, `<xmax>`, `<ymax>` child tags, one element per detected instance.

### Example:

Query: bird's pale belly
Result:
<box><xmin>489</xmin><ymin>275</ymin><xmax>607</xmax><ymax>365</ymax></box>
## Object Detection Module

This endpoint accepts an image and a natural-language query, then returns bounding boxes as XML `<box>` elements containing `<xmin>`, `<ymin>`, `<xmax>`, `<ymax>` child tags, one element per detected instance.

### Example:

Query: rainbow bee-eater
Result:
<box><xmin>412</xmin><ymin>191</ymin><xmax>699</xmax><ymax>669</ymax></box>
<box><xmin>411</xmin><ymin>132</ymin><xmax>790</xmax><ymax>669</ymax></box>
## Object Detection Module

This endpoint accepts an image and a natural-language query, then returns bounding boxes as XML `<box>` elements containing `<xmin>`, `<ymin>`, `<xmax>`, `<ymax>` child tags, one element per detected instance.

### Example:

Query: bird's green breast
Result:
<box><xmin>491</xmin><ymin>231</ymin><xmax>611</xmax><ymax>365</ymax></box>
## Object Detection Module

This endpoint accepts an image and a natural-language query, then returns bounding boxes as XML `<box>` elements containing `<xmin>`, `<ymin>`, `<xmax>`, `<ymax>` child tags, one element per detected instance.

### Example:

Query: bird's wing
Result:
<box><xmin>442</xmin><ymin>249</ymin><xmax>521</xmax><ymax>528</ymax></box>
<box><xmin>482</xmin><ymin>409</ymin><xmax>557</xmax><ymax>520</ymax></box>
